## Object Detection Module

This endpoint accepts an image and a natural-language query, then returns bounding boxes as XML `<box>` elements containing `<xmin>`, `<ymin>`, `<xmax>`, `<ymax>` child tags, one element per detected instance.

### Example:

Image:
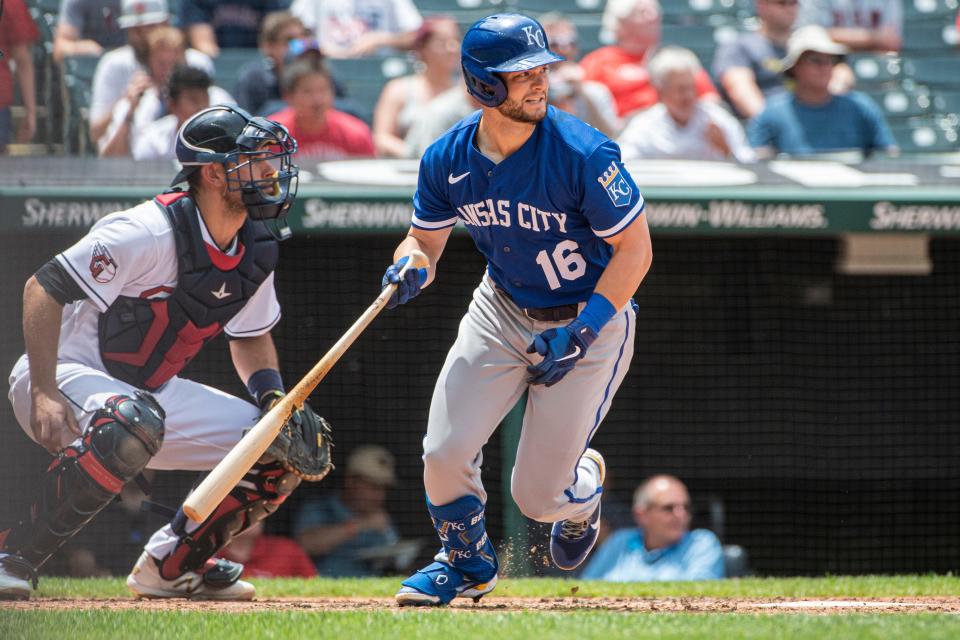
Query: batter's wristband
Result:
<box><xmin>247</xmin><ymin>368</ymin><xmax>285</xmax><ymax>405</ymax></box>
<box><xmin>578</xmin><ymin>293</ymin><xmax>617</xmax><ymax>335</ymax></box>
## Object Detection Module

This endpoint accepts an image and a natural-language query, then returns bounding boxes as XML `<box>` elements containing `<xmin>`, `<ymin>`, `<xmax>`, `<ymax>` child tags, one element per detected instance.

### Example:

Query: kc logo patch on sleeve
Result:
<box><xmin>89</xmin><ymin>241</ymin><xmax>118</xmax><ymax>283</ymax></box>
<box><xmin>597</xmin><ymin>161</ymin><xmax>634</xmax><ymax>208</ymax></box>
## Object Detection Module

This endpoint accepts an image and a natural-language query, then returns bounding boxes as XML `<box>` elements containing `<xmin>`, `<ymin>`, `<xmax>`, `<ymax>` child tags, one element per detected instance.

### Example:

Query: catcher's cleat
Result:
<box><xmin>395</xmin><ymin>553</ymin><xmax>498</xmax><ymax>607</ymax></box>
<box><xmin>126</xmin><ymin>552</ymin><xmax>255</xmax><ymax>600</ymax></box>
<box><xmin>550</xmin><ymin>449</ymin><xmax>605</xmax><ymax>571</ymax></box>
<box><xmin>0</xmin><ymin>553</ymin><xmax>37</xmax><ymax>600</ymax></box>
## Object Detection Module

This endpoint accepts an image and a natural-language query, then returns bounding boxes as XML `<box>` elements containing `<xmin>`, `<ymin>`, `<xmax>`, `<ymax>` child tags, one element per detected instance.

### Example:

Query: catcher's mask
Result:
<box><xmin>171</xmin><ymin>105</ymin><xmax>299</xmax><ymax>239</ymax></box>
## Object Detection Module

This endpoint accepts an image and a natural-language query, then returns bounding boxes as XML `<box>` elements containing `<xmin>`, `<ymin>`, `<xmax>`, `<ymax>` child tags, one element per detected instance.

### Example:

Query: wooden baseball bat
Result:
<box><xmin>182</xmin><ymin>250</ymin><xmax>430</xmax><ymax>522</ymax></box>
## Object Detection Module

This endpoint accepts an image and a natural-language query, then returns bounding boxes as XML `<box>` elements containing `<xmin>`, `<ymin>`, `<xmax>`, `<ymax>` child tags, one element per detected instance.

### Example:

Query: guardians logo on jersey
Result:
<box><xmin>597</xmin><ymin>161</ymin><xmax>633</xmax><ymax>208</ymax></box>
<box><xmin>89</xmin><ymin>241</ymin><xmax>118</xmax><ymax>283</ymax></box>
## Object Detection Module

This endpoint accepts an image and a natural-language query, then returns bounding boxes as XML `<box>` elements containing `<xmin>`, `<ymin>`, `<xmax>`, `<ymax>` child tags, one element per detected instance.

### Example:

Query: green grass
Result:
<box><xmin>4</xmin><ymin>611</ymin><xmax>960</xmax><ymax>640</ymax></box>
<box><xmin>5</xmin><ymin>575</ymin><xmax>960</xmax><ymax>640</ymax></box>
<box><xmin>28</xmin><ymin>573</ymin><xmax>960</xmax><ymax>599</ymax></box>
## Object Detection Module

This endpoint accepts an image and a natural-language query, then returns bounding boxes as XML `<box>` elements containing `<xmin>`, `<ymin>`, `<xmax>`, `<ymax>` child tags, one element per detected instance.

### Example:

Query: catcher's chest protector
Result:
<box><xmin>99</xmin><ymin>192</ymin><xmax>278</xmax><ymax>390</ymax></box>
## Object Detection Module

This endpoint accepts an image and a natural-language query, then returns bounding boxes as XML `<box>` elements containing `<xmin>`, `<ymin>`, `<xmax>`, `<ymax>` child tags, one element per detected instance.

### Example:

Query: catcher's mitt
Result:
<box><xmin>262</xmin><ymin>394</ymin><xmax>334</xmax><ymax>482</ymax></box>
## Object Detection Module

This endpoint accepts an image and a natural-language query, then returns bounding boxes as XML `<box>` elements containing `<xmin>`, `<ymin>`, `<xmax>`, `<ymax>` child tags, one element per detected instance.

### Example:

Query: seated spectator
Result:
<box><xmin>178</xmin><ymin>0</ymin><xmax>293</xmax><ymax>59</ymax></box>
<box><xmin>294</xmin><ymin>446</ymin><xmax>400</xmax><ymax>577</ymax></box>
<box><xmin>100</xmin><ymin>27</ymin><xmax>233</xmax><ymax>156</ymax></box>
<box><xmin>269</xmin><ymin>58</ymin><xmax>374</xmax><ymax>161</ymax></box>
<box><xmin>403</xmin><ymin>85</ymin><xmax>479</xmax><ymax>158</ymax></box>
<box><xmin>580</xmin><ymin>0</ymin><xmax>718</xmax><ymax>119</ymax></box>
<box><xmin>582</xmin><ymin>475</ymin><xmax>724</xmax><ymax>582</ymax></box>
<box><xmin>619</xmin><ymin>47</ymin><xmax>755</xmax><ymax>162</ymax></box>
<box><xmin>373</xmin><ymin>16</ymin><xmax>460</xmax><ymax>158</ymax></box>
<box><xmin>132</xmin><ymin>65</ymin><xmax>213</xmax><ymax>160</ymax></box>
<box><xmin>53</xmin><ymin>0</ymin><xmax>124</xmax><ymax>64</ymax></box>
<box><xmin>220</xmin><ymin>522</ymin><xmax>317</xmax><ymax>579</ymax></box>
<box><xmin>0</xmin><ymin>0</ymin><xmax>38</xmax><ymax>153</ymax></box>
<box><xmin>747</xmin><ymin>25</ymin><xmax>897</xmax><ymax>158</ymax></box>
<box><xmin>712</xmin><ymin>0</ymin><xmax>798</xmax><ymax>120</ymax></box>
<box><xmin>89</xmin><ymin>0</ymin><xmax>214</xmax><ymax>145</ymax></box>
<box><xmin>290</xmin><ymin>0</ymin><xmax>422</xmax><ymax>58</ymax></box>
<box><xmin>234</xmin><ymin>11</ymin><xmax>310</xmax><ymax>115</ymax></box>
<box><xmin>541</xmin><ymin>12</ymin><xmax>620</xmax><ymax>138</ymax></box>
<box><xmin>798</xmin><ymin>0</ymin><xmax>902</xmax><ymax>52</ymax></box>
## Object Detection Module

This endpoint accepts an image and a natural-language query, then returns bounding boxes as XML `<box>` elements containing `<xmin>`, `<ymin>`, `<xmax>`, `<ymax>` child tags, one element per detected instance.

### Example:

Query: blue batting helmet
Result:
<box><xmin>461</xmin><ymin>13</ymin><xmax>565</xmax><ymax>108</ymax></box>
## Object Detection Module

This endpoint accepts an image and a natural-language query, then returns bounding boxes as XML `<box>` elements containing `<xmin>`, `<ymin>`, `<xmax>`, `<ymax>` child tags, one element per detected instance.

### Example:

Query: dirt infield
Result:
<box><xmin>5</xmin><ymin>596</ymin><xmax>960</xmax><ymax>614</ymax></box>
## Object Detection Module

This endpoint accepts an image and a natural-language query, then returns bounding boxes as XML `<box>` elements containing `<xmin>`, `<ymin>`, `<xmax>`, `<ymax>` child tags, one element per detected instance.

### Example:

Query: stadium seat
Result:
<box><xmin>660</xmin><ymin>0</ymin><xmax>743</xmax><ymax>23</ymax></box>
<box><xmin>514</xmin><ymin>0</ymin><xmax>606</xmax><ymax>14</ymax></box>
<box><xmin>213</xmin><ymin>48</ymin><xmax>262</xmax><ymax>97</ymax></box>
<box><xmin>326</xmin><ymin>56</ymin><xmax>413</xmax><ymax>122</ymax></box>
<box><xmin>61</xmin><ymin>55</ymin><xmax>100</xmax><ymax>155</ymax></box>
<box><xmin>34</xmin><ymin>0</ymin><xmax>62</xmax><ymax>15</ymax></box>
<box><xmin>904</xmin><ymin>0</ymin><xmax>960</xmax><ymax>21</ymax></box>
<box><xmin>904</xmin><ymin>56</ymin><xmax>960</xmax><ymax>88</ymax></box>
<box><xmin>890</xmin><ymin>117</ymin><xmax>960</xmax><ymax>153</ymax></box>
<box><xmin>660</xmin><ymin>23</ymin><xmax>723</xmax><ymax>63</ymax></box>
<box><xmin>848</xmin><ymin>54</ymin><xmax>904</xmax><ymax>87</ymax></box>
<box><xmin>28</xmin><ymin>8</ymin><xmax>58</xmax><ymax>151</ymax></box>
<box><xmin>722</xmin><ymin>544</ymin><xmax>751</xmax><ymax>578</ymax></box>
<box><xmin>901</xmin><ymin>22</ymin><xmax>959</xmax><ymax>55</ymax></box>
<box><xmin>933</xmin><ymin>90</ymin><xmax>960</xmax><ymax>116</ymax></box>
<box><xmin>867</xmin><ymin>86</ymin><xmax>936</xmax><ymax>120</ymax></box>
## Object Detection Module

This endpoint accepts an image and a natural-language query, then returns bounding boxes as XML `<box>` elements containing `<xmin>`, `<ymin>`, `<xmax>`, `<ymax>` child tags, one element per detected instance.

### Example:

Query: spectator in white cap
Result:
<box><xmin>618</xmin><ymin>47</ymin><xmax>755</xmax><ymax>162</ymax></box>
<box><xmin>747</xmin><ymin>25</ymin><xmax>897</xmax><ymax>158</ymax></box>
<box><xmin>293</xmin><ymin>446</ymin><xmax>401</xmax><ymax>577</ymax></box>
<box><xmin>88</xmin><ymin>0</ymin><xmax>214</xmax><ymax>144</ymax></box>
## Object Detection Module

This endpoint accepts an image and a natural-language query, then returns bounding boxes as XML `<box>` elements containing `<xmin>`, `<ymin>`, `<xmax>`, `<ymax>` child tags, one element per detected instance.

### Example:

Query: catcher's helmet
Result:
<box><xmin>171</xmin><ymin>105</ymin><xmax>299</xmax><ymax>227</ymax></box>
<box><xmin>461</xmin><ymin>13</ymin><xmax>564</xmax><ymax>108</ymax></box>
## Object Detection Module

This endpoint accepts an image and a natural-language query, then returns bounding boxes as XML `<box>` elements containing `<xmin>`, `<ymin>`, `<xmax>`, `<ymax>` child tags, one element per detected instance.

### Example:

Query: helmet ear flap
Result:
<box><xmin>462</xmin><ymin>61</ymin><xmax>507</xmax><ymax>108</ymax></box>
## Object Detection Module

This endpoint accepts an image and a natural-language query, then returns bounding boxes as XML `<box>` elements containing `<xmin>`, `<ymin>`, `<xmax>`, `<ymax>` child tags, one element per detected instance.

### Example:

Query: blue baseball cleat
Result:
<box><xmin>550</xmin><ymin>449</ymin><xmax>606</xmax><ymax>571</ymax></box>
<box><xmin>395</xmin><ymin>551</ymin><xmax>498</xmax><ymax>606</ymax></box>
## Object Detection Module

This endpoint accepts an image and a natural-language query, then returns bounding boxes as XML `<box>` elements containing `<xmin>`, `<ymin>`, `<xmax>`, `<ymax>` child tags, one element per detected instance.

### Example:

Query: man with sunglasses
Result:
<box><xmin>582</xmin><ymin>475</ymin><xmax>724</xmax><ymax>581</ymax></box>
<box><xmin>747</xmin><ymin>25</ymin><xmax>897</xmax><ymax>158</ymax></box>
<box><xmin>0</xmin><ymin>105</ymin><xmax>332</xmax><ymax>600</ymax></box>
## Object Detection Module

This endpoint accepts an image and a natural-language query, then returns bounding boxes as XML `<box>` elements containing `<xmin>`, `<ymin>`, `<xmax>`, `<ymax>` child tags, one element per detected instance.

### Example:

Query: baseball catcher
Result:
<box><xmin>0</xmin><ymin>105</ymin><xmax>332</xmax><ymax>600</ymax></box>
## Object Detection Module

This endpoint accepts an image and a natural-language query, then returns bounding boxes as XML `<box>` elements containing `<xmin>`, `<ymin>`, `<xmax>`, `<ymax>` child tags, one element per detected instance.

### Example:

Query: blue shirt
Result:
<box><xmin>581</xmin><ymin>528</ymin><xmax>725</xmax><ymax>582</ymax></box>
<box><xmin>293</xmin><ymin>494</ymin><xmax>399</xmax><ymax>577</ymax></box>
<box><xmin>747</xmin><ymin>91</ymin><xmax>896</xmax><ymax>156</ymax></box>
<box><xmin>412</xmin><ymin>106</ymin><xmax>645</xmax><ymax>309</ymax></box>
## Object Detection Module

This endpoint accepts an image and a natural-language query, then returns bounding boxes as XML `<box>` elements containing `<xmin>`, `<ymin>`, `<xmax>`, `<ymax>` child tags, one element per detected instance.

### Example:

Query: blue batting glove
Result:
<box><xmin>382</xmin><ymin>256</ymin><xmax>428</xmax><ymax>309</ymax></box>
<box><xmin>525</xmin><ymin>318</ymin><xmax>599</xmax><ymax>387</ymax></box>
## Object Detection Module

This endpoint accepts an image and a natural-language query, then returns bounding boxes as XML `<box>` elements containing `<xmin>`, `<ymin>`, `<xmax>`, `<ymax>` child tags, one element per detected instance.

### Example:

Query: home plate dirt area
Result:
<box><xmin>5</xmin><ymin>597</ymin><xmax>960</xmax><ymax>614</ymax></box>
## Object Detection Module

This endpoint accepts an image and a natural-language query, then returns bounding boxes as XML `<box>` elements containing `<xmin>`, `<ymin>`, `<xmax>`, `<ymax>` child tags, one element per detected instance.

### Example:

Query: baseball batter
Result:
<box><xmin>382</xmin><ymin>14</ymin><xmax>653</xmax><ymax>606</ymax></box>
<box><xmin>0</xmin><ymin>106</ymin><xmax>331</xmax><ymax>600</ymax></box>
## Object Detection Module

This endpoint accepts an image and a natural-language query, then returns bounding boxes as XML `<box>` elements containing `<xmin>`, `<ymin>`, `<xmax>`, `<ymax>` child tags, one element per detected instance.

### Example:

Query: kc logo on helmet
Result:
<box><xmin>597</xmin><ymin>161</ymin><xmax>632</xmax><ymax>208</ymax></box>
<box><xmin>523</xmin><ymin>26</ymin><xmax>545</xmax><ymax>48</ymax></box>
<box><xmin>89</xmin><ymin>241</ymin><xmax>118</xmax><ymax>283</ymax></box>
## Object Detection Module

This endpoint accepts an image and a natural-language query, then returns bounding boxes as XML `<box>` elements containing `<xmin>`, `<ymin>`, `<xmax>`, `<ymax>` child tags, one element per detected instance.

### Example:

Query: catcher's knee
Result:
<box><xmin>0</xmin><ymin>392</ymin><xmax>165</xmax><ymax>567</ymax></box>
<box><xmin>87</xmin><ymin>392</ymin><xmax>166</xmax><ymax>476</ymax></box>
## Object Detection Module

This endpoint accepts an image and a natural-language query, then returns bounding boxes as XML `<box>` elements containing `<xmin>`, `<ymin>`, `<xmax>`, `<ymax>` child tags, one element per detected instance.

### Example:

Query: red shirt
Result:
<box><xmin>269</xmin><ymin>107</ymin><xmax>375</xmax><ymax>161</ymax></box>
<box><xmin>0</xmin><ymin>0</ymin><xmax>39</xmax><ymax>109</ymax></box>
<box><xmin>228</xmin><ymin>535</ymin><xmax>318</xmax><ymax>579</ymax></box>
<box><xmin>580</xmin><ymin>46</ymin><xmax>717</xmax><ymax>118</ymax></box>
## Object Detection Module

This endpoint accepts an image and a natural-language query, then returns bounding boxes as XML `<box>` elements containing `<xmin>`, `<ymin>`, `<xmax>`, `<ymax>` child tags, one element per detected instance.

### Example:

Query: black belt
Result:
<box><xmin>496</xmin><ymin>285</ymin><xmax>579</xmax><ymax>322</ymax></box>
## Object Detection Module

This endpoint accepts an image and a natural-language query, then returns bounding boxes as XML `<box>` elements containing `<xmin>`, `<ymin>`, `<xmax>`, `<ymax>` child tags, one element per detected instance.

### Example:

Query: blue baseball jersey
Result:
<box><xmin>411</xmin><ymin>106</ymin><xmax>645</xmax><ymax>309</ymax></box>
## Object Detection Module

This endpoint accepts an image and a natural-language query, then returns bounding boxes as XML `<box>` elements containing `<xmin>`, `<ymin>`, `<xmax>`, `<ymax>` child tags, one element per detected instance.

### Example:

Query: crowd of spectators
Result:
<box><xmin>4</xmin><ymin>0</ymin><xmax>955</xmax><ymax>160</ymax></box>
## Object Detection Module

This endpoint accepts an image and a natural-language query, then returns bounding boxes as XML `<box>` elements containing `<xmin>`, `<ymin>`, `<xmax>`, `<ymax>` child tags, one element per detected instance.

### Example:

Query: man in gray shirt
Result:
<box><xmin>712</xmin><ymin>0</ymin><xmax>798</xmax><ymax>120</ymax></box>
<box><xmin>53</xmin><ymin>0</ymin><xmax>124</xmax><ymax>64</ymax></box>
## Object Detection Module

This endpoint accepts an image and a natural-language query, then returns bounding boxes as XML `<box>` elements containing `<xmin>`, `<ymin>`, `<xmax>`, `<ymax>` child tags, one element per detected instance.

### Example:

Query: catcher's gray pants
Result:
<box><xmin>422</xmin><ymin>275</ymin><xmax>636</xmax><ymax>524</ymax></box>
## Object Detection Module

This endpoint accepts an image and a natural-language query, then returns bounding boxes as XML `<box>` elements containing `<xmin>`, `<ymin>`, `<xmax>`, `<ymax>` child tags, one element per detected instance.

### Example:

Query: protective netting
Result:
<box><xmin>2</xmin><ymin>231</ymin><xmax>959</xmax><ymax>577</ymax></box>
